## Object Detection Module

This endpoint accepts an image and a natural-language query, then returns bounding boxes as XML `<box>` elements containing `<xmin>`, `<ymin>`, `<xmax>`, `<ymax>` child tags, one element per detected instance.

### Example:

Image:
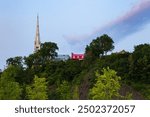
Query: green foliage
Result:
<box><xmin>1</xmin><ymin>65</ymin><xmax>25</xmax><ymax>84</ymax></box>
<box><xmin>95</xmin><ymin>52</ymin><xmax>130</xmax><ymax>80</ymax></box>
<box><xmin>63</xmin><ymin>60</ymin><xmax>82</xmax><ymax>81</ymax></box>
<box><xmin>1</xmin><ymin>33</ymin><xmax>150</xmax><ymax>100</ymax></box>
<box><xmin>24</xmin><ymin>53</ymin><xmax>40</xmax><ymax>68</ymax></box>
<box><xmin>85</xmin><ymin>34</ymin><xmax>114</xmax><ymax>59</ymax></box>
<box><xmin>123</xmin><ymin>92</ymin><xmax>133</xmax><ymax>100</ymax></box>
<box><xmin>89</xmin><ymin>67</ymin><xmax>121</xmax><ymax>100</ymax></box>
<box><xmin>129</xmin><ymin>82</ymin><xmax>150</xmax><ymax>99</ymax></box>
<box><xmin>24</xmin><ymin>42</ymin><xmax>58</xmax><ymax>69</ymax></box>
<box><xmin>39</xmin><ymin>42</ymin><xmax>59</xmax><ymax>60</ymax></box>
<box><xmin>129</xmin><ymin>44</ymin><xmax>150</xmax><ymax>83</ymax></box>
<box><xmin>0</xmin><ymin>73</ymin><xmax>22</xmax><ymax>100</ymax></box>
<box><xmin>6</xmin><ymin>56</ymin><xmax>23</xmax><ymax>67</ymax></box>
<box><xmin>46</xmin><ymin>60</ymin><xmax>82</xmax><ymax>86</ymax></box>
<box><xmin>0</xmin><ymin>65</ymin><xmax>23</xmax><ymax>99</ymax></box>
<box><xmin>99</xmin><ymin>34</ymin><xmax>114</xmax><ymax>55</ymax></box>
<box><xmin>72</xmin><ymin>85</ymin><xmax>79</xmax><ymax>100</ymax></box>
<box><xmin>56</xmin><ymin>81</ymin><xmax>71</xmax><ymax>100</ymax></box>
<box><xmin>26</xmin><ymin>76</ymin><xmax>48</xmax><ymax>100</ymax></box>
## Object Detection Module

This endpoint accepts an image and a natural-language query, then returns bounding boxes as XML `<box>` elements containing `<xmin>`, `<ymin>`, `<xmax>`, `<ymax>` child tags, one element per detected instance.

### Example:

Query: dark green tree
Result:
<box><xmin>85</xmin><ymin>34</ymin><xmax>114</xmax><ymax>58</ymax></box>
<box><xmin>39</xmin><ymin>42</ymin><xmax>59</xmax><ymax>61</ymax></box>
<box><xmin>24</xmin><ymin>42</ymin><xmax>58</xmax><ymax>70</ymax></box>
<box><xmin>24</xmin><ymin>52</ymin><xmax>41</xmax><ymax>68</ymax></box>
<box><xmin>100</xmin><ymin>34</ymin><xmax>114</xmax><ymax>55</ymax></box>
<box><xmin>1</xmin><ymin>65</ymin><xmax>25</xmax><ymax>84</ymax></box>
<box><xmin>6</xmin><ymin>56</ymin><xmax>23</xmax><ymax>67</ymax></box>
<box><xmin>129</xmin><ymin>44</ymin><xmax>150</xmax><ymax>83</ymax></box>
<box><xmin>0</xmin><ymin>66</ymin><xmax>22</xmax><ymax>99</ymax></box>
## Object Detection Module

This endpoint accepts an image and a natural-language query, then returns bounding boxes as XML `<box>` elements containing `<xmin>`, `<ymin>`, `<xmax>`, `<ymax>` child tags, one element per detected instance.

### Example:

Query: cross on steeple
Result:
<box><xmin>34</xmin><ymin>15</ymin><xmax>41</xmax><ymax>52</ymax></box>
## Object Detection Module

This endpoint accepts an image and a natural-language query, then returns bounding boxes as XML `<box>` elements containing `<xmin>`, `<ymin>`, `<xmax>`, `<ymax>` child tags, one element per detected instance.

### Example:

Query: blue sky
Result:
<box><xmin>0</xmin><ymin>0</ymin><xmax>150</xmax><ymax>69</ymax></box>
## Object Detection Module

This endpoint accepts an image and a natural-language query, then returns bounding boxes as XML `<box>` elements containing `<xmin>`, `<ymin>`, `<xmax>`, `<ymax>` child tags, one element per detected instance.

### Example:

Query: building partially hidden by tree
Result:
<box><xmin>55</xmin><ymin>55</ymin><xmax>70</xmax><ymax>61</ymax></box>
<box><xmin>71</xmin><ymin>53</ymin><xmax>84</xmax><ymax>60</ymax></box>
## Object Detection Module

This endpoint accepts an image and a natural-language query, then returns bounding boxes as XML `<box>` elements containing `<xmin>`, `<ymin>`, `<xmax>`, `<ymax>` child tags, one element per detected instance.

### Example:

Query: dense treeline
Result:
<box><xmin>0</xmin><ymin>34</ymin><xmax>150</xmax><ymax>100</ymax></box>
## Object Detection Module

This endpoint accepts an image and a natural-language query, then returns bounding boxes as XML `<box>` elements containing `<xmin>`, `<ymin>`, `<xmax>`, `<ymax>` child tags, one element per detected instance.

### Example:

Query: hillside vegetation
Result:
<box><xmin>0</xmin><ymin>34</ymin><xmax>150</xmax><ymax>100</ymax></box>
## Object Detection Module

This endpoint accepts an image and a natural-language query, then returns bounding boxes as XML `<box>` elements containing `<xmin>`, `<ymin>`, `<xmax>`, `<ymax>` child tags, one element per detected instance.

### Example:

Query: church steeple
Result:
<box><xmin>34</xmin><ymin>15</ymin><xmax>41</xmax><ymax>52</ymax></box>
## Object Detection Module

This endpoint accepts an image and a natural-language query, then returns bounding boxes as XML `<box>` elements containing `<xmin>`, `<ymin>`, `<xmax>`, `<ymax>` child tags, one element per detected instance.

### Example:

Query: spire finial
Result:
<box><xmin>37</xmin><ymin>14</ymin><xmax>39</xmax><ymax>26</ymax></box>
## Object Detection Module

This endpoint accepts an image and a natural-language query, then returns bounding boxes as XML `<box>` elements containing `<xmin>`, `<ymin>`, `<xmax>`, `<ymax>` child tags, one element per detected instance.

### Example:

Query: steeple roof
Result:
<box><xmin>34</xmin><ymin>15</ymin><xmax>41</xmax><ymax>52</ymax></box>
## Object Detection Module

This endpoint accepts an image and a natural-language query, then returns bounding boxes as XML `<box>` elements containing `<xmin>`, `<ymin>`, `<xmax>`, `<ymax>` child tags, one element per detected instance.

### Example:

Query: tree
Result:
<box><xmin>6</xmin><ymin>56</ymin><xmax>23</xmax><ymax>67</ymax></box>
<box><xmin>0</xmin><ymin>67</ymin><xmax>22</xmax><ymax>99</ymax></box>
<box><xmin>1</xmin><ymin>65</ymin><xmax>25</xmax><ymax>84</ymax></box>
<box><xmin>100</xmin><ymin>34</ymin><xmax>114</xmax><ymax>55</ymax></box>
<box><xmin>89</xmin><ymin>67</ymin><xmax>121</xmax><ymax>100</ymax></box>
<box><xmin>129</xmin><ymin>44</ymin><xmax>150</xmax><ymax>83</ymax></box>
<box><xmin>56</xmin><ymin>81</ymin><xmax>71</xmax><ymax>99</ymax></box>
<box><xmin>24</xmin><ymin>42</ymin><xmax>58</xmax><ymax>69</ymax></box>
<box><xmin>0</xmin><ymin>78</ymin><xmax>22</xmax><ymax>100</ymax></box>
<box><xmin>26</xmin><ymin>76</ymin><xmax>48</xmax><ymax>100</ymax></box>
<box><xmin>24</xmin><ymin>54</ymin><xmax>36</xmax><ymax>68</ymax></box>
<box><xmin>85</xmin><ymin>34</ymin><xmax>114</xmax><ymax>58</ymax></box>
<box><xmin>24</xmin><ymin>52</ymin><xmax>42</xmax><ymax>68</ymax></box>
<box><xmin>39</xmin><ymin>42</ymin><xmax>59</xmax><ymax>60</ymax></box>
<box><xmin>63</xmin><ymin>60</ymin><xmax>82</xmax><ymax>81</ymax></box>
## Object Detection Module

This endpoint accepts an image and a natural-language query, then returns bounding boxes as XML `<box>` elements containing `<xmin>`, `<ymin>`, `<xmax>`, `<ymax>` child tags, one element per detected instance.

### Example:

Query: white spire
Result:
<box><xmin>34</xmin><ymin>15</ymin><xmax>41</xmax><ymax>52</ymax></box>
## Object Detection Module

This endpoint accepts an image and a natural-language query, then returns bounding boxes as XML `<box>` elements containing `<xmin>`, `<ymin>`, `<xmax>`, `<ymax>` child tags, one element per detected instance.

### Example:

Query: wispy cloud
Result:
<box><xmin>64</xmin><ymin>0</ymin><xmax>150</xmax><ymax>44</ymax></box>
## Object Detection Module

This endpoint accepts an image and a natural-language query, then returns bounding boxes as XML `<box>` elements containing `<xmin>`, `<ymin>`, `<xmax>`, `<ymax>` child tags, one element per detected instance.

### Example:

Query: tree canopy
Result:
<box><xmin>0</xmin><ymin>36</ymin><xmax>149</xmax><ymax>100</ymax></box>
<box><xmin>6</xmin><ymin>56</ymin><xmax>23</xmax><ymax>67</ymax></box>
<box><xmin>39</xmin><ymin>42</ymin><xmax>59</xmax><ymax>60</ymax></box>
<box><xmin>89</xmin><ymin>67</ymin><xmax>121</xmax><ymax>100</ymax></box>
<box><xmin>85</xmin><ymin>34</ymin><xmax>114</xmax><ymax>59</ymax></box>
<box><xmin>24</xmin><ymin>42</ymin><xmax>58</xmax><ymax>68</ymax></box>
<box><xmin>0</xmin><ymin>65</ymin><xmax>22</xmax><ymax>99</ymax></box>
<box><xmin>129</xmin><ymin>44</ymin><xmax>150</xmax><ymax>83</ymax></box>
<box><xmin>26</xmin><ymin>76</ymin><xmax>48</xmax><ymax>100</ymax></box>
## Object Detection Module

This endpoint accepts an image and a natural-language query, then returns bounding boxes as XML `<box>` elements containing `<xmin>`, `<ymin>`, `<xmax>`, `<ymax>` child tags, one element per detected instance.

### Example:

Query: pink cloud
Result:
<box><xmin>64</xmin><ymin>0</ymin><xmax>150</xmax><ymax>44</ymax></box>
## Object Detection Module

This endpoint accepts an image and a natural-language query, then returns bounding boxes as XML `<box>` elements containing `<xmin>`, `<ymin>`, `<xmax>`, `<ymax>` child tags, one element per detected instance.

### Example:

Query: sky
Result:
<box><xmin>0</xmin><ymin>0</ymin><xmax>150</xmax><ymax>69</ymax></box>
